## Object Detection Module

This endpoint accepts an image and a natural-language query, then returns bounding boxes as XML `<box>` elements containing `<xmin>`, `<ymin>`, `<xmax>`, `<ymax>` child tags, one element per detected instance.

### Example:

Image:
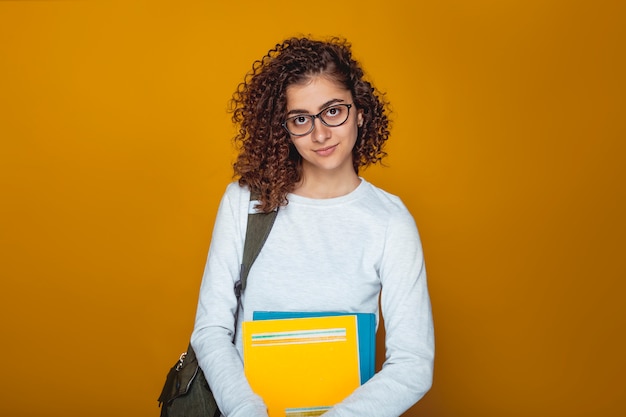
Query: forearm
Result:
<box><xmin>191</xmin><ymin>327</ymin><xmax>267</xmax><ymax>416</ymax></box>
<box><xmin>191</xmin><ymin>184</ymin><xmax>268</xmax><ymax>416</ymax></box>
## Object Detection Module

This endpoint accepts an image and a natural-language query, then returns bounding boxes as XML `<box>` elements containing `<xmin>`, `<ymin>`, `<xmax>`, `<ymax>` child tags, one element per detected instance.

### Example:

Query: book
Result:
<box><xmin>253</xmin><ymin>311</ymin><xmax>376</xmax><ymax>384</ymax></box>
<box><xmin>242</xmin><ymin>315</ymin><xmax>362</xmax><ymax>417</ymax></box>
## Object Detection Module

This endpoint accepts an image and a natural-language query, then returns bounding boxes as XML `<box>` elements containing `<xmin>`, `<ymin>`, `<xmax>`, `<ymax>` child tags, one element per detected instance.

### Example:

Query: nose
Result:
<box><xmin>311</xmin><ymin>117</ymin><xmax>331</xmax><ymax>142</ymax></box>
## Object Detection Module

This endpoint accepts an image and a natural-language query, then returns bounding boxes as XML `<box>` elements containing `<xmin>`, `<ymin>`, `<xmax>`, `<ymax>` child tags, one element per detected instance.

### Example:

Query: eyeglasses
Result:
<box><xmin>282</xmin><ymin>104</ymin><xmax>352</xmax><ymax>137</ymax></box>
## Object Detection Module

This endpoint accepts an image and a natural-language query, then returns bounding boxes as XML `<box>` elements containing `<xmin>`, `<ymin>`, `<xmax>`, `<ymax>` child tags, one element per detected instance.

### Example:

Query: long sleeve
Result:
<box><xmin>190</xmin><ymin>184</ymin><xmax>268</xmax><ymax>417</ymax></box>
<box><xmin>323</xmin><ymin>205</ymin><xmax>435</xmax><ymax>416</ymax></box>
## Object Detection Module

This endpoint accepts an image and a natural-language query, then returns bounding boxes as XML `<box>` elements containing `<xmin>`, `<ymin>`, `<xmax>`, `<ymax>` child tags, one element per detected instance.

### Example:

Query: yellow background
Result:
<box><xmin>0</xmin><ymin>1</ymin><xmax>624</xmax><ymax>416</ymax></box>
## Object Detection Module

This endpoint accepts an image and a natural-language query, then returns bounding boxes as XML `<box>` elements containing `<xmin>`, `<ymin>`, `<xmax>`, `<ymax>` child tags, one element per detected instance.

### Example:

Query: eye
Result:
<box><xmin>292</xmin><ymin>115</ymin><xmax>310</xmax><ymax>126</ymax></box>
<box><xmin>324</xmin><ymin>105</ymin><xmax>344</xmax><ymax>119</ymax></box>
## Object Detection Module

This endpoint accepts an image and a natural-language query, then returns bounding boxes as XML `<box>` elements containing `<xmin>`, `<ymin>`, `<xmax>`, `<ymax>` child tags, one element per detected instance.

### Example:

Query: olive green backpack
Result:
<box><xmin>158</xmin><ymin>194</ymin><xmax>277</xmax><ymax>417</ymax></box>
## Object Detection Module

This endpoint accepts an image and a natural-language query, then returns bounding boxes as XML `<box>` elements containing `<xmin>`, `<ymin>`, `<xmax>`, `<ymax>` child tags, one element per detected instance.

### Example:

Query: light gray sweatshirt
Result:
<box><xmin>191</xmin><ymin>179</ymin><xmax>434</xmax><ymax>417</ymax></box>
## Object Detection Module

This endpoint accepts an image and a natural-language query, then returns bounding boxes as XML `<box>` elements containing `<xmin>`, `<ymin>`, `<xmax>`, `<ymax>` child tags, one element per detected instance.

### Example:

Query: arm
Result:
<box><xmin>191</xmin><ymin>184</ymin><xmax>268</xmax><ymax>417</ymax></box>
<box><xmin>324</xmin><ymin>207</ymin><xmax>435</xmax><ymax>417</ymax></box>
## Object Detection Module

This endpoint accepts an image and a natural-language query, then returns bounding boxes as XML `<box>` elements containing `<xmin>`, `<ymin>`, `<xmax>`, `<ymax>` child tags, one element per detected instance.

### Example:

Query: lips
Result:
<box><xmin>314</xmin><ymin>144</ymin><xmax>338</xmax><ymax>156</ymax></box>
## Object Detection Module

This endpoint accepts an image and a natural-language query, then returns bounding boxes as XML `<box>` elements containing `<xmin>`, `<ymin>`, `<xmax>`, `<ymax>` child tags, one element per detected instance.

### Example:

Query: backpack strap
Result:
<box><xmin>234</xmin><ymin>190</ymin><xmax>278</xmax><ymax>301</ymax></box>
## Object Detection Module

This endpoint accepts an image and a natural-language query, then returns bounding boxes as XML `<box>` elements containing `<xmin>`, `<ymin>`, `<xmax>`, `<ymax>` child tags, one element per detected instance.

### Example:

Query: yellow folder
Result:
<box><xmin>242</xmin><ymin>315</ymin><xmax>361</xmax><ymax>417</ymax></box>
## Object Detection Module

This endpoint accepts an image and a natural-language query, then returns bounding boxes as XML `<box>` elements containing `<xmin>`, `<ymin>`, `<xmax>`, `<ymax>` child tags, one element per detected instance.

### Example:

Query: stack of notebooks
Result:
<box><xmin>243</xmin><ymin>311</ymin><xmax>376</xmax><ymax>417</ymax></box>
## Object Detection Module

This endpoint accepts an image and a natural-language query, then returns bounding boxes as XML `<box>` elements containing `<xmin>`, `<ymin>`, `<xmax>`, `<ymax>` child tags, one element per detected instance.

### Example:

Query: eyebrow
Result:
<box><xmin>285</xmin><ymin>98</ymin><xmax>345</xmax><ymax>117</ymax></box>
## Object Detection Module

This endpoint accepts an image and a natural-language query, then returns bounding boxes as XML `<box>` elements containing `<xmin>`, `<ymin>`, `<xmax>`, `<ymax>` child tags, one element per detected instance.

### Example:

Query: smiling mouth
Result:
<box><xmin>314</xmin><ymin>144</ymin><xmax>338</xmax><ymax>154</ymax></box>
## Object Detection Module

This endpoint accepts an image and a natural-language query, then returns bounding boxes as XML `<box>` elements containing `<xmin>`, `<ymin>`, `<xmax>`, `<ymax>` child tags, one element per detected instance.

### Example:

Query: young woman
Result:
<box><xmin>191</xmin><ymin>37</ymin><xmax>434</xmax><ymax>417</ymax></box>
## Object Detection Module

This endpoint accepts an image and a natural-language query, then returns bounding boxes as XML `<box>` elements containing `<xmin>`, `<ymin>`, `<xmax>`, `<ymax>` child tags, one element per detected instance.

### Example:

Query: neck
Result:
<box><xmin>293</xmin><ymin>170</ymin><xmax>361</xmax><ymax>199</ymax></box>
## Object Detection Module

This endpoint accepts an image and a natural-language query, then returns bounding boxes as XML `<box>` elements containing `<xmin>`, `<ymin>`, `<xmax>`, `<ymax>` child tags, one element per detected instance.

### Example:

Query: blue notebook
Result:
<box><xmin>253</xmin><ymin>311</ymin><xmax>376</xmax><ymax>384</ymax></box>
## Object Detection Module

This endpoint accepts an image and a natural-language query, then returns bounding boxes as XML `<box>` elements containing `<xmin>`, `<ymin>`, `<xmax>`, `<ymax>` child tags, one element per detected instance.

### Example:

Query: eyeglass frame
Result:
<box><xmin>281</xmin><ymin>103</ymin><xmax>353</xmax><ymax>137</ymax></box>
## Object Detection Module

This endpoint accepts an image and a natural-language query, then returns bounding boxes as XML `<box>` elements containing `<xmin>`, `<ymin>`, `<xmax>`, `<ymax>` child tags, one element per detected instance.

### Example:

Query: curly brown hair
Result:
<box><xmin>230</xmin><ymin>36</ymin><xmax>390</xmax><ymax>212</ymax></box>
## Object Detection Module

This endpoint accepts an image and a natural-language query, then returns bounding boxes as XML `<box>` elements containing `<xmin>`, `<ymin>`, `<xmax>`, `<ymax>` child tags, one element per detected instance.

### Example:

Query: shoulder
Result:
<box><xmin>358</xmin><ymin>181</ymin><xmax>421</xmax><ymax>242</ymax></box>
<box><xmin>224</xmin><ymin>180</ymin><xmax>249</xmax><ymax>197</ymax></box>
<box><xmin>221</xmin><ymin>181</ymin><xmax>251</xmax><ymax>204</ymax></box>
<box><xmin>214</xmin><ymin>181</ymin><xmax>251</xmax><ymax>218</ymax></box>
<box><xmin>360</xmin><ymin>179</ymin><xmax>413</xmax><ymax>220</ymax></box>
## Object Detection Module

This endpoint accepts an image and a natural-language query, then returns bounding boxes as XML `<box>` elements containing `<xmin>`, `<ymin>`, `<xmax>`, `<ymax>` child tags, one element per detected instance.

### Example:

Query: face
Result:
<box><xmin>285</xmin><ymin>76</ymin><xmax>363</xmax><ymax>179</ymax></box>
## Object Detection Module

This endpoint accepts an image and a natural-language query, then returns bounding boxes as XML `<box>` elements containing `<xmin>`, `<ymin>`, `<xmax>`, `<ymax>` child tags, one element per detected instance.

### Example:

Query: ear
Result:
<box><xmin>357</xmin><ymin>110</ymin><xmax>364</xmax><ymax>127</ymax></box>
